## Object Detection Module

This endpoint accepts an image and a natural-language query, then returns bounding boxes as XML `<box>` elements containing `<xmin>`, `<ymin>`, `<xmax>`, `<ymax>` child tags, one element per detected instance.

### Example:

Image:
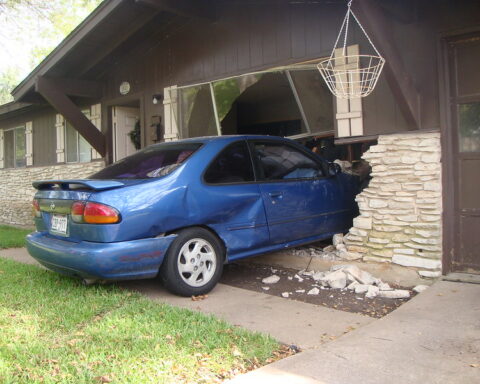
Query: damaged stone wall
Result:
<box><xmin>344</xmin><ymin>131</ymin><xmax>442</xmax><ymax>278</ymax></box>
<box><xmin>0</xmin><ymin>161</ymin><xmax>105</xmax><ymax>227</ymax></box>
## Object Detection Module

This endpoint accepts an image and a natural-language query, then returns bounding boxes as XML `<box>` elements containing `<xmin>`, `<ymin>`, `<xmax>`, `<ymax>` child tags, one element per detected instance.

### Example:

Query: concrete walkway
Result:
<box><xmin>0</xmin><ymin>247</ymin><xmax>373</xmax><ymax>350</ymax></box>
<box><xmin>227</xmin><ymin>280</ymin><xmax>480</xmax><ymax>384</ymax></box>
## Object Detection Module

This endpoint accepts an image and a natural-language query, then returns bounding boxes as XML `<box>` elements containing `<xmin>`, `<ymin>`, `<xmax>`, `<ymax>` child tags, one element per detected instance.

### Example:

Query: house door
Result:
<box><xmin>447</xmin><ymin>35</ymin><xmax>480</xmax><ymax>273</ymax></box>
<box><xmin>113</xmin><ymin>106</ymin><xmax>139</xmax><ymax>161</ymax></box>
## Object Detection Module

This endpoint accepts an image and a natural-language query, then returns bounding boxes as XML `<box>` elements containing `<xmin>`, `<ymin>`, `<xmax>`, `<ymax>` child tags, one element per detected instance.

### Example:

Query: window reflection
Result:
<box><xmin>459</xmin><ymin>103</ymin><xmax>480</xmax><ymax>152</ymax></box>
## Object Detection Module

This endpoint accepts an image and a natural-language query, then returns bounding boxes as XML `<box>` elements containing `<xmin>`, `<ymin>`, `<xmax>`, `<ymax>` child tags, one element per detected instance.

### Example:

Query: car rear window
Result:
<box><xmin>89</xmin><ymin>143</ymin><xmax>202</xmax><ymax>179</ymax></box>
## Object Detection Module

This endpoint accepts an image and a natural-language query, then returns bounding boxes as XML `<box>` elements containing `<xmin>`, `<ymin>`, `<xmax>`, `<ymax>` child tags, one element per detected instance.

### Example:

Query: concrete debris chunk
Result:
<box><xmin>413</xmin><ymin>285</ymin><xmax>429</xmax><ymax>293</ymax></box>
<box><xmin>365</xmin><ymin>285</ymin><xmax>380</xmax><ymax>298</ymax></box>
<box><xmin>281</xmin><ymin>292</ymin><xmax>290</xmax><ymax>298</ymax></box>
<box><xmin>294</xmin><ymin>274</ymin><xmax>304</xmax><ymax>282</ymax></box>
<box><xmin>295</xmin><ymin>289</ymin><xmax>305</xmax><ymax>293</ymax></box>
<box><xmin>312</xmin><ymin>271</ymin><xmax>326</xmax><ymax>281</ymax></box>
<box><xmin>377</xmin><ymin>289</ymin><xmax>410</xmax><ymax>299</ymax></box>
<box><xmin>307</xmin><ymin>287</ymin><xmax>320</xmax><ymax>295</ymax></box>
<box><xmin>338</xmin><ymin>250</ymin><xmax>363</xmax><ymax>260</ymax></box>
<box><xmin>323</xmin><ymin>245</ymin><xmax>335</xmax><ymax>252</ymax></box>
<box><xmin>354</xmin><ymin>284</ymin><xmax>370</xmax><ymax>294</ymax></box>
<box><xmin>262</xmin><ymin>287</ymin><xmax>270</xmax><ymax>291</ymax></box>
<box><xmin>336</xmin><ymin>243</ymin><xmax>347</xmax><ymax>252</ymax></box>
<box><xmin>347</xmin><ymin>281</ymin><xmax>359</xmax><ymax>290</ymax></box>
<box><xmin>378</xmin><ymin>282</ymin><xmax>393</xmax><ymax>291</ymax></box>
<box><xmin>321</xmin><ymin>270</ymin><xmax>347</xmax><ymax>289</ymax></box>
<box><xmin>332</xmin><ymin>233</ymin><xmax>344</xmax><ymax>247</ymax></box>
<box><xmin>342</xmin><ymin>265</ymin><xmax>376</xmax><ymax>285</ymax></box>
<box><xmin>262</xmin><ymin>275</ymin><xmax>280</xmax><ymax>284</ymax></box>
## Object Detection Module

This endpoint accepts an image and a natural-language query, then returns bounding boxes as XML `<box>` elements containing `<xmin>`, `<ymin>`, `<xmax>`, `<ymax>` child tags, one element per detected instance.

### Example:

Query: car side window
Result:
<box><xmin>204</xmin><ymin>141</ymin><xmax>254</xmax><ymax>184</ymax></box>
<box><xmin>253</xmin><ymin>142</ymin><xmax>323</xmax><ymax>181</ymax></box>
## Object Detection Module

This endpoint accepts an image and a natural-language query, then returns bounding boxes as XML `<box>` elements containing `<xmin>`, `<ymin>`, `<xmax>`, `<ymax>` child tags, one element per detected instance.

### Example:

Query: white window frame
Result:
<box><xmin>2</xmin><ymin>125</ymin><xmax>27</xmax><ymax>169</ymax></box>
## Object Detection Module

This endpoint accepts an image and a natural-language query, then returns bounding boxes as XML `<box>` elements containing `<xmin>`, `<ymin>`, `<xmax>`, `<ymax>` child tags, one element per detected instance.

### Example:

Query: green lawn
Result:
<box><xmin>0</xmin><ymin>225</ymin><xmax>32</xmax><ymax>249</ymax></box>
<box><xmin>0</xmin><ymin>258</ymin><xmax>281</xmax><ymax>383</ymax></box>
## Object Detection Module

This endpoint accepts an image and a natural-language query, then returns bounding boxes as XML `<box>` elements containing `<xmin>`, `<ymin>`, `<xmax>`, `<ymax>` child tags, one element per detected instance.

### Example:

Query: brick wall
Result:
<box><xmin>0</xmin><ymin>161</ymin><xmax>105</xmax><ymax>227</ymax></box>
<box><xmin>344</xmin><ymin>131</ymin><xmax>443</xmax><ymax>278</ymax></box>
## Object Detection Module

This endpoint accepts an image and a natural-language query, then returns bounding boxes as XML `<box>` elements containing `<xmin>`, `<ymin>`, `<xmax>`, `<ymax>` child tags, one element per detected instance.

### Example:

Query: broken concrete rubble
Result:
<box><xmin>298</xmin><ymin>264</ymin><xmax>412</xmax><ymax>300</ymax></box>
<box><xmin>262</xmin><ymin>275</ymin><xmax>280</xmax><ymax>284</ymax></box>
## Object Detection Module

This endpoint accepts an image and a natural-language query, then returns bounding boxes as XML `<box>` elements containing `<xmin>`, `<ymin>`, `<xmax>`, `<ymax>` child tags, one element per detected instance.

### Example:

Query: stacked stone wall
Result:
<box><xmin>344</xmin><ymin>131</ymin><xmax>442</xmax><ymax>278</ymax></box>
<box><xmin>0</xmin><ymin>161</ymin><xmax>105</xmax><ymax>227</ymax></box>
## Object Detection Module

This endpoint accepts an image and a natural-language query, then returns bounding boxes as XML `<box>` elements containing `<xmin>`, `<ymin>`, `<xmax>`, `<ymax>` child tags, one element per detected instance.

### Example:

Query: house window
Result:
<box><xmin>3</xmin><ymin>127</ymin><xmax>26</xmax><ymax>168</ymax></box>
<box><xmin>174</xmin><ymin>62</ymin><xmax>335</xmax><ymax>140</ymax></box>
<box><xmin>65</xmin><ymin>110</ymin><xmax>92</xmax><ymax>163</ymax></box>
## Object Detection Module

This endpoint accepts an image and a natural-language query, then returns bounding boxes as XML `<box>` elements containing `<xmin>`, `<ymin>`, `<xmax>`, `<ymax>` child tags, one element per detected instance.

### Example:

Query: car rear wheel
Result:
<box><xmin>160</xmin><ymin>227</ymin><xmax>224</xmax><ymax>296</ymax></box>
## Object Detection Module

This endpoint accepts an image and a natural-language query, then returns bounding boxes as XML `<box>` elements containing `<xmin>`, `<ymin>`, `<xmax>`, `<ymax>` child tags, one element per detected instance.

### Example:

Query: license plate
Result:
<box><xmin>51</xmin><ymin>214</ymin><xmax>68</xmax><ymax>235</ymax></box>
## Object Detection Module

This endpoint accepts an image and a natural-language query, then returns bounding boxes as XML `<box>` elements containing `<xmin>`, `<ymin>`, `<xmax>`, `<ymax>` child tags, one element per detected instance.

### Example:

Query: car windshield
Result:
<box><xmin>89</xmin><ymin>143</ymin><xmax>202</xmax><ymax>179</ymax></box>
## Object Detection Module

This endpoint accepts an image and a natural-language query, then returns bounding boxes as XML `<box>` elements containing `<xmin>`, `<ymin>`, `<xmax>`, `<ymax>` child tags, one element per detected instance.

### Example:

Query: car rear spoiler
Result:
<box><xmin>33</xmin><ymin>180</ymin><xmax>125</xmax><ymax>191</ymax></box>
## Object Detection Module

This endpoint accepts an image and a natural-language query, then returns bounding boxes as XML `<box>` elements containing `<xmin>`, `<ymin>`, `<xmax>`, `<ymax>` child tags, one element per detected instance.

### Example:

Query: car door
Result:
<box><xmin>201</xmin><ymin>140</ymin><xmax>270</xmax><ymax>258</ymax></box>
<box><xmin>250</xmin><ymin>139</ymin><xmax>349</xmax><ymax>244</ymax></box>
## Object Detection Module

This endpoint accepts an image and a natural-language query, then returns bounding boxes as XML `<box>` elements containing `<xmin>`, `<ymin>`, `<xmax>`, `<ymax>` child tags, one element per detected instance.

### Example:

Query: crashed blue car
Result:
<box><xmin>26</xmin><ymin>135</ymin><xmax>358</xmax><ymax>296</ymax></box>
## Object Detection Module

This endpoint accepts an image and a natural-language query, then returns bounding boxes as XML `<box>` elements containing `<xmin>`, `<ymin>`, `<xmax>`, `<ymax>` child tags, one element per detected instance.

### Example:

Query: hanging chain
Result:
<box><xmin>329</xmin><ymin>0</ymin><xmax>383</xmax><ymax>59</ymax></box>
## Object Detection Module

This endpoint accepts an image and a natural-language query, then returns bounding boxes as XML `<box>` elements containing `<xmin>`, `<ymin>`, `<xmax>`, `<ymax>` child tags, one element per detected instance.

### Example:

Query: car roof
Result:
<box><xmin>157</xmin><ymin>135</ymin><xmax>293</xmax><ymax>145</ymax></box>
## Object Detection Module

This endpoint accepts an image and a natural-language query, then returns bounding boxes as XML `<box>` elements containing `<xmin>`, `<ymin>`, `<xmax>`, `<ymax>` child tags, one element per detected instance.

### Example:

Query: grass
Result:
<box><xmin>0</xmin><ymin>258</ymin><xmax>281</xmax><ymax>384</ymax></box>
<box><xmin>0</xmin><ymin>225</ymin><xmax>32</xmax><ymax>249</ymax></box>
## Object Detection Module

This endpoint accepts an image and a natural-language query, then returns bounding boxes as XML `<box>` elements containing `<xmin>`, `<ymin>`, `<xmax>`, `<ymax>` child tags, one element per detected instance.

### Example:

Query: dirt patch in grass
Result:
<box><xmin>220</xmin><ymin>262</ymin><xmax>414</xmax><ymax>318</ymax></box>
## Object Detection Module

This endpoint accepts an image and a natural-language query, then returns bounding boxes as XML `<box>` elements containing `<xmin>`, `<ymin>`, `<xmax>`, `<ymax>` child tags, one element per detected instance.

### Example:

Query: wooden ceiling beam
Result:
<box><xmin>42</xmin><ymin>77</ymin><xmax>104</xmax><ymax>98</ymax></box>
<box><xmin>35</xmin><ymin>76</ymin><xmax>106</xmax><ymax>157</ymax></box>
<box><xmin>353</xmin><ymin>0</ymin><xmax>421</xmax><ymax>130</ymax></box>
<box><xmin>134</xmin><ymin>0</ymin><xmax>214</xmax><ymax>21</ymax></box>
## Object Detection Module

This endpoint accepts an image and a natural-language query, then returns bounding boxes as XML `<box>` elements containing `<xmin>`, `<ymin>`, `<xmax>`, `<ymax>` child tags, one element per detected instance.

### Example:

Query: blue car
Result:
<box><xmin>26</xmin><ymin>135</ymin><xmax>358</xmax><ymax>296</ymax></box>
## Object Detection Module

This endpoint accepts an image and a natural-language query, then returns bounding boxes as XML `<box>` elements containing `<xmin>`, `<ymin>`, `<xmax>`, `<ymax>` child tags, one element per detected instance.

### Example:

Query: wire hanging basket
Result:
<box><xmin>317</xmin><ymin>0</ymin><xmax>385</xmax><ymax>99</ymax></box>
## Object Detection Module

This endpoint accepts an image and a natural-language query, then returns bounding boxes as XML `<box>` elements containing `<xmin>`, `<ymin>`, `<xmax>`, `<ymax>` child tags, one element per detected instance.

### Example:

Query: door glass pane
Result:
<box><xmin>204</xmin><ymin>141</ymin><xmax>254</xmax><ymax>184</ymax></box>
<box><xmin>65</xmin><ymin>122</ymin><xmax>78</xmax><ymax>162</ymax></box>
<box><xmin>178</xmin><ymin>84</ymin><xmax>217</xmax><ymax>138</ymax></box>
<box><xmin>15</xmin><ymin>128</ymin><xmax>26</xmax><ymax>167</ymax></box>
<box><xmin>253</xmin><ymin>142</ymin><xmax>322</xmax><ymax>181</ymax></box>
<box><xmin>4</xmin><ymin>130</ymin><xmax>14</xmax><ymax>168</ymax></box>
<box><xmin>459</xmin><ymin>102</ymin><xmax>480</xmax><ymax>152</ymax></box>
<box><xmin>289</xmin><ymin>70</ymin><xmax>334</xmax><ymax>133</ymax></box>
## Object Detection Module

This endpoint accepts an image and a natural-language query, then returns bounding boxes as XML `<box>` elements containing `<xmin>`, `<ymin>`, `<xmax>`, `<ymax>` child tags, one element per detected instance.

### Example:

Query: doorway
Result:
<box><xmin>446</xmin><ymin>34</ymin><xmax>480</xmax><ymax>273</ymax></box>
<box><xmin>112</xmin><ymin>105</ymin><xmax>140</xmax><ymax>161</ymax></box>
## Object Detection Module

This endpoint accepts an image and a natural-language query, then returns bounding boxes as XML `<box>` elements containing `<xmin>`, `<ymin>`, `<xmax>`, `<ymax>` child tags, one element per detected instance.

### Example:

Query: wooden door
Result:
<box><xmin>113</xmin><ymin>106</ymin><xmax>139</xmax><ymax>161</ymax></box>
<box><xmin>448</xmin><ymin>35</ymin><xmax>480</xmax><ymax>273</ymax></box>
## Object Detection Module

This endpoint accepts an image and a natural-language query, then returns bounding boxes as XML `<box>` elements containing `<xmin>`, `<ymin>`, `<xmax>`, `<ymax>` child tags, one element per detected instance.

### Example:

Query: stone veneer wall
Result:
<box><xmin>344</xmin><ymin>131</ymin><xmax>443</xmax><ymax>278</ymax></box>
<box><xmin>0</xmin><ymin>161</ymin><xmax>105</xmax><ymax>227</ymax></box>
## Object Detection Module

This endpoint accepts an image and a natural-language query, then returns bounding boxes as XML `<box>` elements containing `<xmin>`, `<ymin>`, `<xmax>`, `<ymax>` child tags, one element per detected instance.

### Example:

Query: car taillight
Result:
<box><xmin>70</xmin><ymin>201</ymin><xmax>120</xmax><ymax>224</ymax></box>
<box><xmin>32</xmin><ymin>199</ymin><xmax>41</xmax><ymax>218</ymax></box>
<box><xmin>71</xmin><ymin>201</ymin><xmax>85</xmax><ymax>223</ymax></box>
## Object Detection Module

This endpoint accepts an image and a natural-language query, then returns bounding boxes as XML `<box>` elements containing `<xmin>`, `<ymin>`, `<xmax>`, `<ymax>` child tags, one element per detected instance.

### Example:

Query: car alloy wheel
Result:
<box><xmin>177</xmin><ymin>238</ymin><xmax>217</xmax><ymax>287</ymax></box>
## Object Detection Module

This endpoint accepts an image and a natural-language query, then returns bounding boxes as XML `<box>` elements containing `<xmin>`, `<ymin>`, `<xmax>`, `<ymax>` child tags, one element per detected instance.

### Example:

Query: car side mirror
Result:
<box><xmin>328</xmin><ymin>162</ymin><xmax>342</xmax><ymax>177</ymax></box>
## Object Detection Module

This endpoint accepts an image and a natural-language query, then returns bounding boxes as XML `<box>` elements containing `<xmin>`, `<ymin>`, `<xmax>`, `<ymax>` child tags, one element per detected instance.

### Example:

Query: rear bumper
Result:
<box><xmin>26</xmin><ymin>232</ymin><xmax>177</xmax><ymax>281</ymax></box>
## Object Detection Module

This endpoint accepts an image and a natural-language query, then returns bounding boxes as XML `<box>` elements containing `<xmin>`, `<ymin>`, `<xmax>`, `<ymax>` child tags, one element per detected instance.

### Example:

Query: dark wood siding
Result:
<box><xmin>0</xmin><ymin>108</ymin><xmax>57</xmax><ymax>167</ymax></box>
<box><xmin>100</xmin><ymin>1</ymin><xmax>480</xmax><ymax>144</ymax></box>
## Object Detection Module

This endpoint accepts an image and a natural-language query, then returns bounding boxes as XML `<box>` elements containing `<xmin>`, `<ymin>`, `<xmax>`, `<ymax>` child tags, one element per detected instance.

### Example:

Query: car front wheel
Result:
<box><xmin>160</xmin><ymin>227</ymin><xmax>224</xmax><ymax>296</ymax></box>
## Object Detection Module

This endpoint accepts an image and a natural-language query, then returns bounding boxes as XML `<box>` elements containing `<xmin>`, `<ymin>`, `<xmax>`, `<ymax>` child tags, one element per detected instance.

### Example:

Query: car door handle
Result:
<box><xmin>268</xmin><ymin>192</ymin><xmax>283</xmax><ymax>198</ymax></box>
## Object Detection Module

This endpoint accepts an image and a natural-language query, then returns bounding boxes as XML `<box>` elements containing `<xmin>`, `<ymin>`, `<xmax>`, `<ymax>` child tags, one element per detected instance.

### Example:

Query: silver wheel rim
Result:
<box><xmin>177</xmin><ymin>238</ymin><xmax>217</xmax><ymax>288</ymax></box>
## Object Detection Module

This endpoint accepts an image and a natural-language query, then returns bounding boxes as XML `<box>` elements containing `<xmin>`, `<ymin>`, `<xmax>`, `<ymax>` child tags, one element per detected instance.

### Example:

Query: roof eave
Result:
<box><xmin>11</xmin><ymin>0</ymin><xmax>124</xmax><ymax>102</ymax></box>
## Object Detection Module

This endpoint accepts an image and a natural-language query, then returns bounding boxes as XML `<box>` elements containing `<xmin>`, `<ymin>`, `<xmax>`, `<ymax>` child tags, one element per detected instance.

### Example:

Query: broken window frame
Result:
<box><xmin>175</xmin><ymin>59</ymin><xmax>335</xmax><ymax>140</ymax></box>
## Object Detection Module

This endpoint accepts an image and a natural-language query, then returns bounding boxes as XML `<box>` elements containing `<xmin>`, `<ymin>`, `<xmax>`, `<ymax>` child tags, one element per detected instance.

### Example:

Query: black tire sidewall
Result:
<box><xmin>160</xmin><ymin>227</ymin><xmax>224</xmax><ymax>296</ymax></box>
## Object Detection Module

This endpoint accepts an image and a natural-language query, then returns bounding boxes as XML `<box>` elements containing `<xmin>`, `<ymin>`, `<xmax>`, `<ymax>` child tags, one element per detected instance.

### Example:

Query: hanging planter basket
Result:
<box><xmin>317</xmin><ymin>0</ymin><xmax>385</xmax><ymax>99</ymax></box>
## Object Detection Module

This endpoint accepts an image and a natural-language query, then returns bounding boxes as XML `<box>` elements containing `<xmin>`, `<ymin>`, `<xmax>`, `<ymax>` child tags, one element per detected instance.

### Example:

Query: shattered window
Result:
<box><xmin>178</xmin><ymin>84</ymin><xmax>217</xmax><ymax>138</ymax></box>
<box><xmin>288</xmin><ymin>70</ymin><xmax>334</xmax><ymax>133</ymax></box>
<box><xmin>176</xmin><ymin>62</ymin><xmax>334</xmax><ymax>139</ymax></box>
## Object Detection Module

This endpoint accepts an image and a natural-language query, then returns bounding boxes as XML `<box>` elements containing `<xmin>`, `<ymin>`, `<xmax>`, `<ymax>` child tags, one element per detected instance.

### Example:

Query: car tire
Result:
<box><xmin>159</xmin><ymin>227</ymin><xmax>224</xmax><ymax>297</ymax></box>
